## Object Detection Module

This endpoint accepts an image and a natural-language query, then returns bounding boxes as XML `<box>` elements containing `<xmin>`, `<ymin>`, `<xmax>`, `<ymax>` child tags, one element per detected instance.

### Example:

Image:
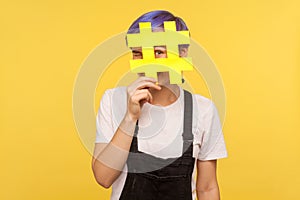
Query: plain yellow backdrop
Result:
<box><xmin>1</xmin><ymin>0</ymin><xmax>300</xmax><ymax>199</ymax></box>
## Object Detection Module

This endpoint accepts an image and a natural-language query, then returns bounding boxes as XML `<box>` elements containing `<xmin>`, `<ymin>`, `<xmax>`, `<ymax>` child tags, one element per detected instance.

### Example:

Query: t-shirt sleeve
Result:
<box><xmin>197</xmin><ymin>101</ymin><xmax>228</xmax><ymax>161</ymax></box>
<box><xmin>95</xmin><ymin>90</ymin><xmax>114</xmax><ymax>143</ymax></box>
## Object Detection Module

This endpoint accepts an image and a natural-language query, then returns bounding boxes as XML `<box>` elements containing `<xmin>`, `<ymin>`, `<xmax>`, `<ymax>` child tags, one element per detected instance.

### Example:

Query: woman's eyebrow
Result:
<box><xmin>154</xmin><ymin>45</ymin><xmax>167</xmax><ymax>49</ymax></box>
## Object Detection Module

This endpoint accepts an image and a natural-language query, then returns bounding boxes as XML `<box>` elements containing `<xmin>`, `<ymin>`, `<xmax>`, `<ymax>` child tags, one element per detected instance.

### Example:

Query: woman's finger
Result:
<box><xmin>132</xmin><ymin>89</ymin><xmax>153</xmax><ymax>104</ymax></box>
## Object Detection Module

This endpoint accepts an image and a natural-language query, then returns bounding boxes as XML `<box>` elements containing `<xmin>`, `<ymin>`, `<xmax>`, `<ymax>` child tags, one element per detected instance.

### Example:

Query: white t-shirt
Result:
<box><xmin>95</xmin><ymin>86</ymin><xmax>227</xmax><ymax>200</ymax></box>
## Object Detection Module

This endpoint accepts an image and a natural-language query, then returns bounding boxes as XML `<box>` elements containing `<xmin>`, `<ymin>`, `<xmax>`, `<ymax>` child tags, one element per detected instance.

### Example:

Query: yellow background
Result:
<box><xmin>1</xmin><ymin>0</ymin><xmax>300</xmax><ymax>199</ymax></box>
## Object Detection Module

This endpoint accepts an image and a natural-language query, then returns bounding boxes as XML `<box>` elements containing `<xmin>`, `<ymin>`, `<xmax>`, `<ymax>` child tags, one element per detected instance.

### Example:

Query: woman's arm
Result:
<box><xmin>196</xmin><ymin>159</ymin><xmax>220</xmax><ymax>200</ymax></box>
<box><xmin>92</xmin><ymin>115</ymin><xmax>136</xmax><ymax>188</ymax></box>
<box><xmin>91</xmin><ymin>77</ymin><xmax>161</xmax><ymax>188</ymax></box>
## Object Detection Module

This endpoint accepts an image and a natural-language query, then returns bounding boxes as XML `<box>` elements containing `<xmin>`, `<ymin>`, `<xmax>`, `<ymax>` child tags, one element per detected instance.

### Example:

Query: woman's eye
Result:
<box><xmin>155</xmin><ymin>50</ymin><xmax>164</xmax><ymax>55</ymax></box>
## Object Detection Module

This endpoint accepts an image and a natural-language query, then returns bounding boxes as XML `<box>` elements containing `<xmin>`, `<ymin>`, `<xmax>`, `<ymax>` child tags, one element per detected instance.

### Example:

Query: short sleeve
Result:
<box><xmin>95</xmin><ymin>90</ymin><xmax>114</xmax><ymax>143</ymax></box>
<box><xmin>197</xmin><ymin>102</ymin><xmax>228</xmax><ymax>160</ymax></box>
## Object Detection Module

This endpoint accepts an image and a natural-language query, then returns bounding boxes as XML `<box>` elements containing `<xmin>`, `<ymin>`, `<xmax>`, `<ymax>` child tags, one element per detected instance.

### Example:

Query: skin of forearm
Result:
<box><xmin>92</xmin><ymin>115</ymin><xmax>137</xmax><ymax>188</ymax></box>
<box><xmin>196</xmin><ymin>186</ymin><xmax>220</xmax><ymax>200</ymax></box>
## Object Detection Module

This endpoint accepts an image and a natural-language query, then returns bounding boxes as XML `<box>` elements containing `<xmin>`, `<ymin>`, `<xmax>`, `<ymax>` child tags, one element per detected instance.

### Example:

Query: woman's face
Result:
<box><xmin>131</xmin><ymin>45</ymin><xmax>188</xmax><ymax>85</ymax></box>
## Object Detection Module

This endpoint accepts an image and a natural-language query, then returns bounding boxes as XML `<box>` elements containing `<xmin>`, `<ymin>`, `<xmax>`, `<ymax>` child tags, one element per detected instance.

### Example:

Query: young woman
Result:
<box><xmin>92</xmin><ymin>10</ymin><xmax>227</xmax><ymax>200</ymax></box>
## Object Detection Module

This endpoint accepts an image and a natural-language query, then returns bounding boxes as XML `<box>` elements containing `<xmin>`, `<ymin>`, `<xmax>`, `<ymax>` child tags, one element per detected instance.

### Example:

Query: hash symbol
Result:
<box><xmin>126</xmin><ymin>21</ymin><xmax>193</xmax><ymax>84</ymax></box>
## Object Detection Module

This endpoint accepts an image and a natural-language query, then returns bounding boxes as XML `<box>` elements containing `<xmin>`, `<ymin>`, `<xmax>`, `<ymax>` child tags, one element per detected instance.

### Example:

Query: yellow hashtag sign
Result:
<box><xmin>126</xmin><ymin>21</ymin><xmax>193</xmax><ymax>84</ymax></box>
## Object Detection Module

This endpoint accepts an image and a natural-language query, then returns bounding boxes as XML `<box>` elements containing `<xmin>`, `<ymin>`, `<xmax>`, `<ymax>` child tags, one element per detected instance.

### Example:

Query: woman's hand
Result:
<box><xmin>126</xmin><ymin>76</ymin><xmax>161</xmax><ymax>121</ymax></box>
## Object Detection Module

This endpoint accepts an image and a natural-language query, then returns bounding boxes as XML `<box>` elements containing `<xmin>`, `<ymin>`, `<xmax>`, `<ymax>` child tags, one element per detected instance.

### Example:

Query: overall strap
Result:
<box><xmin>182</xmin><ymin>90</ymin><xmax>193</xmax><ymax>157</ymax></box>
<box><xmin>129</xmin><ymin>120</ymin><xmax>139</xmax><ymax>153</ymax></box>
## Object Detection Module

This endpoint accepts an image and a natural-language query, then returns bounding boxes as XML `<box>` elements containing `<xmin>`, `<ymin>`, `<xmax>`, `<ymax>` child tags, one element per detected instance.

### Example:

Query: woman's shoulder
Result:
<box><xmin>187</xmin><ymin>91</ymin><xmax>215</xmax><ymax>114</ymax></box>
<box><xmin>99</xmin><ymin>86</ymin><xmax>127</xmax><ymax>106</ymax></box>
<box><xmin>101</xmin><ymin>86</ymin><xmax>127</xmax><ymax>101</ymax></box>
<box><xmin>104</xmin><ymin>86</ymin><xmax>127</xmax><ymax>95</ymax></box>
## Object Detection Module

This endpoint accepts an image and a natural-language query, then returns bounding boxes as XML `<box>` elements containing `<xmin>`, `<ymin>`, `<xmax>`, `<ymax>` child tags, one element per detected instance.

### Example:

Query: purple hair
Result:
<box><xmin>126</xmin><ymin>10</ymin><xmax>190</xmax><ymax>48</ymax></box>
<box><xmin>127</xmin><ymin>10</ymin><xmax>189</xmax><ymax>34</ymax></box>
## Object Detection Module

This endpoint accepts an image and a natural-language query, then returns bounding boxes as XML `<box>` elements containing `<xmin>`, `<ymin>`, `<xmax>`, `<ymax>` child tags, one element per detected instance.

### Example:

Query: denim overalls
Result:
<box><xmin>120</xmin><ymin>90</ymin><xmax>195</xmax><ymax>200</ymax></box>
